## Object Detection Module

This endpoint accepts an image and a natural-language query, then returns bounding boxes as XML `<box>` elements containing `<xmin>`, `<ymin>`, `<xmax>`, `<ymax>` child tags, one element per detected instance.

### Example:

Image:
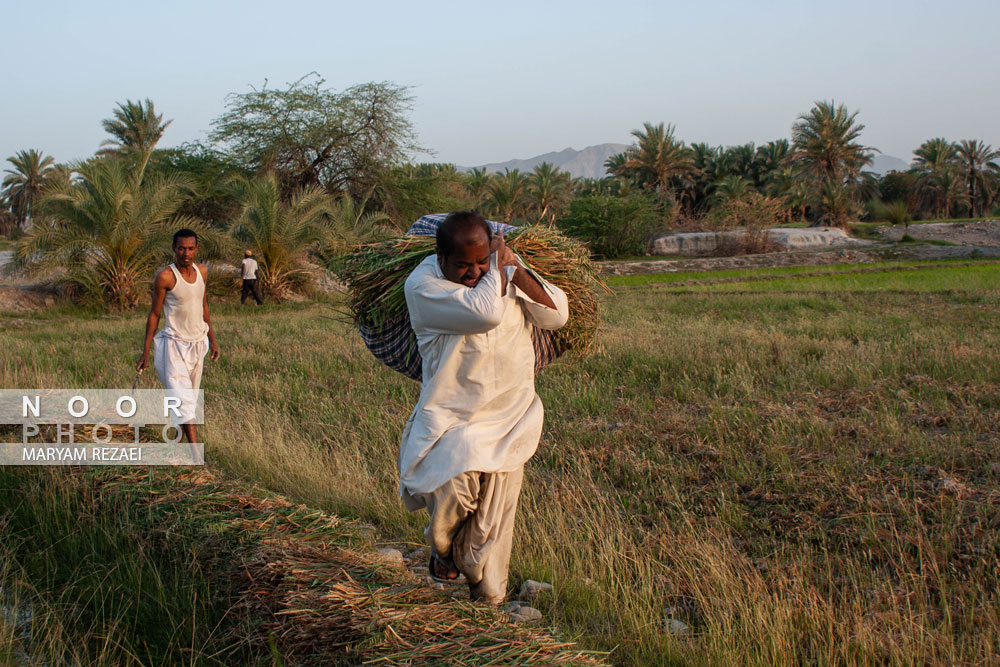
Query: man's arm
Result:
<box><xmin>136</xmin><ymin>269</ymin><xmax>171</xmax><ymax>371</ymax></box>
<box><xmin>200</xmin><ymin>264</ymin><xmax>221</xmax><ymax>361</ymax></box>
<box><xmin>507</xmin><ymin>256</ymin><xmax>569</xmax><ymax>331</ymax></box>
<box><xmin>406</xmin><ymin>255</ymin><xmax>505</xmax><ymax>335</ymax></box>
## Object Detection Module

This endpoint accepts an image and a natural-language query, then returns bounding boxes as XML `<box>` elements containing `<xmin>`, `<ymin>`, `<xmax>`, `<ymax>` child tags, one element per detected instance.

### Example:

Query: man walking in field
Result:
<box><xmin>240</xmin><ymin>249</ymin><xmax>264</xmax><ymax>305</ymax></box>
<box><xmin>399</xmin><ymin>211</ymin><xmax>568</xmax><ymax>604</ymax></box>
<box><xmin>136</xmin><ymin>229</ymin><xmax>220</xmax><ymax>444</ymax></box>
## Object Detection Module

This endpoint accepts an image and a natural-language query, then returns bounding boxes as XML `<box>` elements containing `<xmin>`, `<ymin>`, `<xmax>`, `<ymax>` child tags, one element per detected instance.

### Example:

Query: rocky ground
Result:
<box><xmin>877</xmin><ymin>219</ymin><xmax>1000</xmax><ymax>245</ymax></box>
<box><xmin>603</xmin><ymin>221</ymin><xmax>1000</xmax><ymax>275</ymax></box>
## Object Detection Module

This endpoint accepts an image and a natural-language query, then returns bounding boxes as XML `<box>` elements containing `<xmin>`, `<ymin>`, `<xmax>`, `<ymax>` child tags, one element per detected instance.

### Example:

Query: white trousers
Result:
<box><xmin>410</xmin><ymin>467</ymin><xmax>524</xmax><ymax>604</ymax></box>
<box><xmin>153</xmin><ymin>332</ymin><xmax>208</xmax><ymax>426</ymax></box>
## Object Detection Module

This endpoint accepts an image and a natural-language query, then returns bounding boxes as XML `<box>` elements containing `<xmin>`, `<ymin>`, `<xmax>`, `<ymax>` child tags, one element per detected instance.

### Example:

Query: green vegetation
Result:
<box><xmin>2</xmin><ymin>261</ymin><xmax>999</xmax><ymax>664</ymax></box>
<box><xmin>605</xmin><ymin>259</ymin><xmax>994</xmax><ymax>287</ymax></box>
<box><xmin>557</xmin><ymin>193</ymin><xmax>662</xmax><ymax>258</ymax></box>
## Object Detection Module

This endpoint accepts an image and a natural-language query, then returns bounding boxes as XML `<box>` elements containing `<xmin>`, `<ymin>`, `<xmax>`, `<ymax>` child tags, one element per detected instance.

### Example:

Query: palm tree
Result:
<box><xmin>603</xmin><ymin>152</ymin><xmax>628</xmax><ymax>176</ymax></box>
<box><xmin>99</xmin><ymin>98</ymin><xmax>172</xmax><ymax>180</ymax></box>
<box><xmin>623</xmin><ymin>122</ymin><xmax>695</xmax><ymax>202</ymax></box>
<box><xmin>710</xmin><ymin>175</ymin><xmax>753</xmax><ymax>206</ymax></box>
<box><xmin>528</xmin><ymin>162</ymin><xmax>571</xmax><ymax>224</ymax></box>
<box><xmin>791</xmin><ymin>101</ymin><xmax>874</xmax><ymax>226</ymax></box>
<box><xmin>229</xmin><ymin>173</ymin><xmax>336</xmax><ymax>297</ymax></box>
<box><xmin>955</xmin><ymin>140</ymin><xmax>1000</xmax><ymax>217</ymax></box>
<box><xmin>791</xmin><ymin>101</ymin><xmax>874</xmax><ymax>184</ymax></box>
<box><xmin>485</xmin><ymin>169</ymin><xmax>526</xmax><ymax>223</ymax></box>
<box><xmin>14</xmin><ymin>158</ymin><xmax>204</xmax><ymax>309</ymax></box>
<box><xmin>912</xmin><ymin>138</ymin><xmax>959</xmax><ymax>218</ymax></box>
<box><xmin>463</xmin><ymin>167</ymin><xmax>491</xmax><ymax>207</ymax></box>
<box><xmin>753</xmin><ymin>140</ymin><xmax>791</xmax><ymax>185</ymax></box>
<box><xmin>317</xmin><ymin>194</ymin><xmax>393</xmax><ymax>260</ymax></box>
<box><xmin>2</xmin><ymin>149</ymin><xmax>58</xmax><ymax>229</ymax></box>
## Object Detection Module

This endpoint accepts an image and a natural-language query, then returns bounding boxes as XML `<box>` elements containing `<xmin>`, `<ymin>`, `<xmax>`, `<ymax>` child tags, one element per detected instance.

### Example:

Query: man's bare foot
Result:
<box><xmin>429</xmin><ymin>553</ymin><xmax>460</xmax><ymax>582</ymax></box>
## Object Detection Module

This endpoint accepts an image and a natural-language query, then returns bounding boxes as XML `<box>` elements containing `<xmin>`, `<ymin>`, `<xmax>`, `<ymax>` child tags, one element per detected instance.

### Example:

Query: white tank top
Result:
<box><xmin>161</xmin><ymin>263</ymin><xmax>208</xmax><ymax>342</ymax></box>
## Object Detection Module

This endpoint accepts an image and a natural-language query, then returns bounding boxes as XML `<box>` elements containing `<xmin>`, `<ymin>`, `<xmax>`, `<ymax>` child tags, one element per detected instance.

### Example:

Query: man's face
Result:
<box><xmin>173</xmin><ymin>237</ymin><xmax>197</xmax><ymax>267</ymax></box>
<box><xmin>439</xmin><ymin>231</ymin><xmax>491</xmax><ymax>288</ymax></box>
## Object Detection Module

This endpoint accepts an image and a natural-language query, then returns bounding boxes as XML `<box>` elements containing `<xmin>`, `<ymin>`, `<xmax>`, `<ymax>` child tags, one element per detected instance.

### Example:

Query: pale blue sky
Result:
<box><xmin>3</xmin><ymin>0</ymin><xmax>998</xmax><ymax>168</ymax></box>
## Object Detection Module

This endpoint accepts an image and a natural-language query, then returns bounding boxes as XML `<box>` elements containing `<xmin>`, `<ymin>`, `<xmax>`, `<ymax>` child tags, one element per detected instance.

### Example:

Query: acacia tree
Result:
<box><xmin>210</xmin><ymin>74</ymin><xmax>421</xmax><ymax>198</ymax></box>
<box><xmin>2</xmin><ymin>149</ymin><xmax>58</xmax><ymax>229</ymax></box>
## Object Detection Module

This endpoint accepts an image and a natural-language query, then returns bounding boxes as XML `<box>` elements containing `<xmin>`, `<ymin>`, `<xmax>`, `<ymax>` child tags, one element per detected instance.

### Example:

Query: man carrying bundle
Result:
<box><xmin>399</xmin><ymin>211</ymin><xmax>569</xmax><ymax>604</ymax></box>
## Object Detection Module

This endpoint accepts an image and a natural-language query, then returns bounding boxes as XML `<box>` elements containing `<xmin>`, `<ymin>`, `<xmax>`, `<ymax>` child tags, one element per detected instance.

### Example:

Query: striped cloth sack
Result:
<box><xmin>359</xmin><ymin>214</ymin><xmax>563</xmax><ymax>381</ymax></box>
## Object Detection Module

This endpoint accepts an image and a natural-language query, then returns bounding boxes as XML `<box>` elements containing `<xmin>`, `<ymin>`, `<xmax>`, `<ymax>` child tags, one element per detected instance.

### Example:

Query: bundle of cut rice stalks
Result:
<box><xmin>333</xmin><ymin>225</ymin><xmax>609</xmax><ymax>380</ymax></box>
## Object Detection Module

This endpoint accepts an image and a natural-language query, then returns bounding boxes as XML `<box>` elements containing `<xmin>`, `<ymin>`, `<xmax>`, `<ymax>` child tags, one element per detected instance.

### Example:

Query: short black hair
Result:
<box><xmin>173</xmin><ymin>229</ymin><xmax>198</xmax><ymax>248</ymax></box>
<box><xmin>436</xmin><ymin>211</ymin><xmax>492</xmax><ymax>260</ymax></box>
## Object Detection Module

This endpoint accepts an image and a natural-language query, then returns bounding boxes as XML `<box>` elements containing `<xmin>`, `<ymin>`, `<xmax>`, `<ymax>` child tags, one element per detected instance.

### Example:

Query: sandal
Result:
<box><xmin>428</xmin><ymin>553</ymin><xmax>460</xmax><ymax>583</ymax></box>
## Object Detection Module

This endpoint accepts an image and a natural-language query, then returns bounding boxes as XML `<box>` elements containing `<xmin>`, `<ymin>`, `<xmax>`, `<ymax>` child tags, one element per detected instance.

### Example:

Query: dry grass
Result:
<box><xmin>0</xmin><ymin>262</ymin><xmax>998</xmax><ymax>665</ymax></box>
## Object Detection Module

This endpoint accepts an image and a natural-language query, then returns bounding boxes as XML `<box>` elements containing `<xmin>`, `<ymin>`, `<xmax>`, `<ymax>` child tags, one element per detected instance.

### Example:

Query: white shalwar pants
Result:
<box><xmin>410</xmin><ymin>467</ymin><xmax>524</xmax><ymax>604</ymax></box>
<box><xmin>153</xmin><ymin>331</ymin><xmax>208</xmax><ymax>427</ymax></box>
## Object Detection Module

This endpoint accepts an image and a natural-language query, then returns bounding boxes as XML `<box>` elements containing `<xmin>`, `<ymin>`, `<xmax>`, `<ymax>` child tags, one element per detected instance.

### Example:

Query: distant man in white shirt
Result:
<box><xmin>136</xmin><ymin>229</ymin><xmax>221</xmax><ymax>444</ymax></box>
<box><xmin>400</xmin><ymin>211</ymin><xmax>569</xmax><ymax>604</ymax></box>
<box><xmin>240</xmin><ymin>250</ymin><xmax>263</xmax><ymax>305</ymax></box>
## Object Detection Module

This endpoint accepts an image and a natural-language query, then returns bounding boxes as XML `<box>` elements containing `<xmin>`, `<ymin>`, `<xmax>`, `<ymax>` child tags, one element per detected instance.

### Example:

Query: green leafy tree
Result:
<box><xmin>228</xmin><ymin>173</ymin><xmax>336</xmax><ymax>297</ymax></box>
<box><xmin>375</xmin><ymin>163</ymin><xmax>472</xmax><ymax>227</ymax></box>
<box><xmin>14</xmin><ymin>158</ymin><xmax>209</xmax><ymax>309</ymax></box>
<box><xmin>557</xmin><ymin>192</ymin><xmax>662</xmax><ymax>258</ymax></box>
<box><xmin>150</xmin><ymin>143</ymin><xmax>249</xmax><ymax>226</ymax></box>
<box><xmin>210</xmin><ymin>73</ymin><xmax>421</xmax><ymax>197</ymax></box>
<box><xmin>2</xmin><ymin>149</ymin><xmax>58</xmax><ymax>229</ymax></box>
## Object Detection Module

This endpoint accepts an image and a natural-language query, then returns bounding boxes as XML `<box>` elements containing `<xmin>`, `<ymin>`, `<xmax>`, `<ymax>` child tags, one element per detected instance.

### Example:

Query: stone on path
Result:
<box><xmin>375</xmin><ymin>547</ymin><xmax>405</xmax><ymax>566</ymax></box>
<box><xmin>509</xmin><ymin>605</ymin><xmax>543</xmax><ymax>623</ymax></box>
<box><xmin>518</xmin><ymin>579</ymin><xmax>553</xmax><ymax>599</ymax></box>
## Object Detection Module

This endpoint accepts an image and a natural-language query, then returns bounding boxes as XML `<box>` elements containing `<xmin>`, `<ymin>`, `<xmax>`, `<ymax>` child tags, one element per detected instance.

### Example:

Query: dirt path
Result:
<box><xmin>877</xmin><ymin>220</ymin><xmax>1000</xmax><ymax>246</ymax></box>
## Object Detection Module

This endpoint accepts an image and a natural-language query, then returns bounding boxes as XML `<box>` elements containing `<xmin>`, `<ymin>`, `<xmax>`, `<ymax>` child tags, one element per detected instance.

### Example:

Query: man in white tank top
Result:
<box><xmin>136</xmin><ymin>229</ymin><xmax>221</xmax><ymax>443</ymax></box>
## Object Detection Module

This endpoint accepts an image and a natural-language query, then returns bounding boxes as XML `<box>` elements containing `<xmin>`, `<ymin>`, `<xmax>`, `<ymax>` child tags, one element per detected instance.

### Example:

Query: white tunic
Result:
<box><xmin>399</xmin><ymin>252</ymin><xmax>569</xmax><ymax>507</ymax></box>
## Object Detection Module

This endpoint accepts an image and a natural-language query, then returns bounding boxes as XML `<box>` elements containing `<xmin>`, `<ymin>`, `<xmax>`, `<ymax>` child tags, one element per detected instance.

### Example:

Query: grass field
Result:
<box><xmin>1</xmin><ymin>261</ymin><xmax>999</xmax><ymax>665</ymax></box>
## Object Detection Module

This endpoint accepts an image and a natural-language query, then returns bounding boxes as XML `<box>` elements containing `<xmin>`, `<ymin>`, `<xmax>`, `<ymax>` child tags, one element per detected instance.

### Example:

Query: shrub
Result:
<box><xmin>556</xmin><ymin>193</ymin><xmax>662</xmax><ymax>259</ymax></box>
<box><xmin>705</xmin><ymin>193</ymin><xmax>785</xmax><ymax>256</ymax></box>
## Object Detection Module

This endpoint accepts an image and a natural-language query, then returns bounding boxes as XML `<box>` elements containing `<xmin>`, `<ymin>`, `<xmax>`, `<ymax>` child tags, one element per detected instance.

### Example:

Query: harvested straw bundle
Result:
<box><xmin>335</xmin><ymin>225</ymin><xmax>609</xmax><ymax>379</ymax></box>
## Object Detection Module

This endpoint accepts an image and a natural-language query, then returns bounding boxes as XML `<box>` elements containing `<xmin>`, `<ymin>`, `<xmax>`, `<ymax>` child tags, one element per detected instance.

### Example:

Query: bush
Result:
<box><xmin>704</xmin><ymin>193</ymin><xmax>785</xmax><ymax>256</ymax></box>
<box><xmin>556</xmin><ymin>193</ymin><xmax>662</xmax><ymax>259</ymax></box>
